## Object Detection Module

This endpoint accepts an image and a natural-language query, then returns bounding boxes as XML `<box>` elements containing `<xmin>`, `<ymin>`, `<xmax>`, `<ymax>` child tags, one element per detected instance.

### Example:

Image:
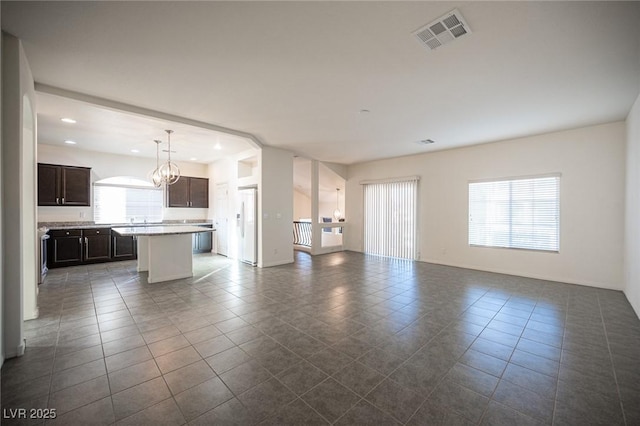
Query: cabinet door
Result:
<box><xmin>113</xmin><ymin>235</ymin><xmax>137</xmax><ymax>259</ymax></box>
<box><xmin>167</xmin><ymin>178</ymin><xmax>190</xmax><ymax>207</ymax></box>
<box><xmin>192</xmin><ymin>233</ymin><xmax>199</xmax><ymax>252</ymax></box>
<box><xmin>49</xmin><ymin>230</ymin><xmax>83</xmax><ymax>266</ymax></box>
<box><xmin>198</xmin><ymin>231</ymin><xmax>212</xmax><ymax>252</ymax></box>
<box><xmin>62</xmin><ymin>167</ymin><xmax>91</xmax><ymax>206</ymax></box>
<box><xmin>84</xmin><ymin>229</ymin><xmax>111</xmax><ymax>261</ymax></box>
<box><xmin>192</xmin><ymin>226</ymin><xmax>213</xmax><ymax>253</ymax></box>
<box><xmin>38</xmin><ymin>164</ymin><xmax>61</xmax><ymax>206</ymax></box>
<box><xmin>189</xmin><ymin>178</ymin><xmax>209</xmax><ymax>208</ymax></box>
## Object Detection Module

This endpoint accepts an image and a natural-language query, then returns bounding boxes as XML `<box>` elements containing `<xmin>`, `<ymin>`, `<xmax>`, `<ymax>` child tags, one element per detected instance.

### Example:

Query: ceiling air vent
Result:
<box><xmin>413</xmin><ymin>9</ymin><xmax>471</xmax><ymax>51</ymax></box>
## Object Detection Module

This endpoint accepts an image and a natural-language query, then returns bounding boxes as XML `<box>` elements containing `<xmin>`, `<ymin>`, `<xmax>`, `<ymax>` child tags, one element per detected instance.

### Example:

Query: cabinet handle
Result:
<box><xmin>62</xmin><ymin>197</ymin><xmax>65</xmax><ymax>204</ymax></box>
<box><xmin>84</xmin><ymin>237</ymin><xmax>88</xmax><ymax>259</ymax></box>
<box><xmin>56</xmin><ymin>198</ymin><xmax>60</xmax><ymax>205</ymax></box>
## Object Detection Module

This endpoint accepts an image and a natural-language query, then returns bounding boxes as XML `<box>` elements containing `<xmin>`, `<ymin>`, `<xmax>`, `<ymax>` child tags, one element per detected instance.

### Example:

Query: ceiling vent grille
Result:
<box><xmin>413</xmin><ymin>9</ymin><xmax>471</xmax><ymax>51</ymax></box>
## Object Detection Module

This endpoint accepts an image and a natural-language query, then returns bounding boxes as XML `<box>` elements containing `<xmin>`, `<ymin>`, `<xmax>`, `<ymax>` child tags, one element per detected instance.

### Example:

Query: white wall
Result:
<box><xmin>293</xmin><ymin>189</ymin><xmax>311</xmax><ymax>220</ymax></box>
<box><xmin>37</xmin><ymin>144</ymin><xmax>209</xmax><ymax>223</ymax></box>
<box><xmin>319</xmin><ymin>201</ymin><xmax>336</xmax><ymax>222</ymax></box>
<box><xmin>2</xmin><ymin>33</ymin><xmax>37</xmax><ymax>359</ymax></box>
<box><xmin>22</xmin><ymin>95</ymin><xmax>37</xmax><ymax>321</ymax></box>
<box><xmin>260</xmin><ymin>146</ymin><xmax>293</xmax><ymax>267</ymax></box>
<box><xmin>347</xmin><ymin>122</ymin><xmax>626</xmax><ymax>289</ymax></box>
<box><xmin>625</xmin><ymin>94</ymin><xmax>640</xmax><ymax>317</ymax></box>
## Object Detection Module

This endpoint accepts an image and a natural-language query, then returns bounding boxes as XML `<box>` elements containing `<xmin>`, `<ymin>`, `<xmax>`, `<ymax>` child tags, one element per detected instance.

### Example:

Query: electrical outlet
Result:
<box><xmin>80</xmin><ymin>212</ymin><xmax>86</xmax><ymax>219</ymax></box>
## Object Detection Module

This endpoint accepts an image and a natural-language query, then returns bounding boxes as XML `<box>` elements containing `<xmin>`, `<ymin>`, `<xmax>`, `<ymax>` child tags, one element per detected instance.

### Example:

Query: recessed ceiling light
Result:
<box><xmin>61</xmin><ymin>118</ymin><xmax>77</xmax><ymax>124</ymax></box>
<box><xmin>190</xmin><ymin>157</ymin><xmax>197</xmax><ymax>161</ymax></box>
<box><xmin>131</xmin><ymin>149</ymin><xmax>140</xmax><ymax>153</ymax></box>
<box><xmin>359</xmin><ymin>109</ymin><xmax>370</xmax><ymax>114</ymax></box>
<box><xmin>214</xmin><ymin>143</ymin><xmax>222</xmax><ymax>150</ymax></box>
<box><xmin>64</xmin><ymin>140</ymin><xmax>77</xmax><ymax>145</ymax></box>
<box><xmin>415</xmin><ymin>139</ymin><xmax>435</xmax><ymax>145</ymax></box>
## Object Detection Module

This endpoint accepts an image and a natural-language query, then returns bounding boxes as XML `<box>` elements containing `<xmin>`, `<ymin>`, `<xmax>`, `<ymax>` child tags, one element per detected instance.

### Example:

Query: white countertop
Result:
<box><xmin>112</xmin><ymin>225</ymin><xmax>214</xmax><ymax>236</ymax></box>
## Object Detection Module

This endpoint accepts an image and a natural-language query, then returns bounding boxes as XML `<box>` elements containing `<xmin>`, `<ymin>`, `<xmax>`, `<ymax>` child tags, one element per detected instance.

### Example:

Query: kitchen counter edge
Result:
<box><xmin>40</xmin><ymin>221</ymin><xmax>214</xmax><ymax>230</ymax></box>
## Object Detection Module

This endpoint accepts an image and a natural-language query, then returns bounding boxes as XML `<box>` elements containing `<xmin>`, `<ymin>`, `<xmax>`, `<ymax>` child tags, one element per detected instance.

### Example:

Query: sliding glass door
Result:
<box><xmin>363</xmin><ymin>178</ymin><xmax>418</xmax><ymax>260</ymax></box>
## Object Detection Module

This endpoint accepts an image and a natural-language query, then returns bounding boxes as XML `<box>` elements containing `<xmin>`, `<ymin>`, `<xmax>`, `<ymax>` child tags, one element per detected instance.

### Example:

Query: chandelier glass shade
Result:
<box><xmin>151</xmin><ymin>130</ymin><xmax>181</xmax><ymax>186</ymax></box>
<box><xmin>333</xmin><ymin>188</ymin><xmax>342</xmax><ymax>220</ymax></box>
<box><xmin>151</xmin><ymin>140</ymin><xmax>163</xmax><ymax>188</ymax></box>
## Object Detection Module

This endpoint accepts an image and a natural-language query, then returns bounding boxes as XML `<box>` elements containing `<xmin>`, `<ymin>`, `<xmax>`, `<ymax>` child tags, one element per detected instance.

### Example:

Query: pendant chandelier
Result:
<box><xmin>333</xmin><ymin>188</ymin><xmax>342</xmax><ymax>220</ymax></box>
<box><xmin>151</xmin><ymin>129</ymin><xmax>180</xmax><ymax>186</ymax></box>
<box><xmin>151</xmin><ymin>139</ymin><xmax>163</xmax><ymax>188</ymax></box>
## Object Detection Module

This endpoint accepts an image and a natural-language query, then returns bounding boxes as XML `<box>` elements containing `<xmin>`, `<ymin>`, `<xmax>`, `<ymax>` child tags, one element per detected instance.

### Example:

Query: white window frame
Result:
<box><xmin>94</xmin><ymin>177</ymin><xmax>163</xmax><ymax>224</ymax></box>
<box><xmin>468</xmin><ymin>173</ymin><xmax>560</xmax><ymax>253</ymax></box>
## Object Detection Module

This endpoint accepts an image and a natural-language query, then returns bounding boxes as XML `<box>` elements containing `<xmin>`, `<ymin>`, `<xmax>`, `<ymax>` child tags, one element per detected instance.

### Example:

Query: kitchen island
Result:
<box><xmin>112</xmin><ymin>225</ymin><xmax>212</xmax><ymax>283</ymax></box>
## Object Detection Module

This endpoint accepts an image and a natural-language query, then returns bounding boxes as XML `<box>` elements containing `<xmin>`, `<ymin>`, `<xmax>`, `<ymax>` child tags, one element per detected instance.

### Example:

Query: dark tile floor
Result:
<box><xmin>2</xmin><ymin>251</ymin><xmax>639</xmax><ymax>425</ymax></box>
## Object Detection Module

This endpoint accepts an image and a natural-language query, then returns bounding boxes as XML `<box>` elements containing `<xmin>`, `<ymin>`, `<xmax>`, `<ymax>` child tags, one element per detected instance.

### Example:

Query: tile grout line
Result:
<box><xmin>9</xmin><ymin>253</ymin><xmax>639</xmax><ymax>426</ymax></box>
<box><xmin>549</xmin><ymin>285</ymin><xmax>570</xmax><ymax>426</ymax></box>
<box><xmin>597</xmin><ymin>292</ymin><xmax>628</xmax><ymax>426</ymax></box>
<box><xmin>382</xmin><ymin>287</ymin><xmax>497</xmax><ymax>425</ymax></box>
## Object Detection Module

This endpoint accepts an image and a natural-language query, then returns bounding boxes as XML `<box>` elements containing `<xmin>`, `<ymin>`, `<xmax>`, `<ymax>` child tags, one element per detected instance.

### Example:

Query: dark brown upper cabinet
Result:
<box><xmin>38</xmin><ymin>163</ymin><xmax>91</xmax><ymax>206</ymax></box>
<box><xmin>166</xmin><ymin>176</ymin><xmax>208</xmax><ymax>208</ymax></box>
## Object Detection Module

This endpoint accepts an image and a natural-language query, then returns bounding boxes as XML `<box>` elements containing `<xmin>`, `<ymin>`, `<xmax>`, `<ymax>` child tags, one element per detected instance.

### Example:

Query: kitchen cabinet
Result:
<box><xmin>193</xmin><ymin>225</ymin><xmax>213</xmax><ymax>253</ymax></box>
<box><xmin>112</xmin><ymin>234</ymin><xmax>137</xmax><ymax>260</ymax></box>
<box><xmin>46</xmin><ymin>223</ymin><xmax>213</xmax><ymax>268</ymax></box>
<box><xmin>84</xmin><ymin>228</ymin><xmax>111</xmax><ymax>261</ymax></box>
<box><xmin>49</xmin><ymin>229</ymin><xmax>83</xmax><ymax>267</ymax></box>
<box><xmin>38</xmin><ymin>163</ymin><xmax>91</xmax><ymax>206</ymax></box>
<box><xmin>48</xmin><ymin>227</ymin><xmax>136</xmax><ymax>268</ymax></box>
<box><xmin>167</xmin><ymin>177</ymin><xmax>208</xmax><ymax>208</ymax></box>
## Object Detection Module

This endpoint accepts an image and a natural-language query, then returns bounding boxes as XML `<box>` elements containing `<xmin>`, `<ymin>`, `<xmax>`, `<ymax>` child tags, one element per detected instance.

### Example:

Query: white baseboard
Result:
<box><xmin>261</xmin><ymin>259</ymin><xmax>294</xmax><ymax>268</ymax></box>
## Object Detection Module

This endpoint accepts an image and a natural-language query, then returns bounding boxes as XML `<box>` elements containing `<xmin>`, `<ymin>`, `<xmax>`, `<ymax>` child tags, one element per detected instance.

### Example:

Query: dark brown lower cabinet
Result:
<box><xmin>49</xmin><ymin>230</ymin><xmax>83</xmax><ymax>266</ymax></box>
<box><xmin>193</xmin><ymin>225</ymin><xmax>213</xmax><ymax>253</ymax></box>
<box><xmin>48</xmin><ymin>228</ymin><xmax>136</xmax><ymax>268</ymax></box>
<box><xmin>113</xmin><ymin>234</ymin><xmax>137</xmax><ymax>260</ymax></box>
<box><xmin>84</xmin><ymin>228</ymin><xmax>111</xmax><ymax>262</ymax></box>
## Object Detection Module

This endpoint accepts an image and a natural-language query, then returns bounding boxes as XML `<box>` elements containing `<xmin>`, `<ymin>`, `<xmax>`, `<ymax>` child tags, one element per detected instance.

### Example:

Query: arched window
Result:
<box><xmin>94</xmin><ymin>176</ymin><xmax>163</xmax><ymax>224</ymax></box>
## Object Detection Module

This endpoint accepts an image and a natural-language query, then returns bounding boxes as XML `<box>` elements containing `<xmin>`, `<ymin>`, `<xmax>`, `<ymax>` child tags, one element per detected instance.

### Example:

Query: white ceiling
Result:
<box><xmin>36</xmin><ymin>92</ymin><xmax>255</xmax><ymax>164</ymax></box>
<box><xmin>3</xmin><ymin>1</ymin><xmax>640</xmax><ymax>165</ymax></box>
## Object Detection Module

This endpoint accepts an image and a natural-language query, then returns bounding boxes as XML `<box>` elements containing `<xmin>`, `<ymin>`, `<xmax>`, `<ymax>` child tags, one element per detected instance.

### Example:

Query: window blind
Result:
<box><xmin>94</xmin><ymin>184</ymin><xmax>163</xmax><ymax>224</ymax></box>
<box><xmin>469</xmin><ymin>175</ymin><xmax>560</xmax><ymax>252</ymax></box>
<box><xmin>363</xmin><ymin>178</ymin><xmax>418</xmax><ymax>260</ymax></box>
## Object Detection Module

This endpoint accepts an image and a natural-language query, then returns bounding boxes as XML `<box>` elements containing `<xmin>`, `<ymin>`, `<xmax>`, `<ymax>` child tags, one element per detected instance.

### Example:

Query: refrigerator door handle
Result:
<box><xmin>241</xmin><ymin>201</ymin><xmax>245</xmax><ymax>238</ymax></box>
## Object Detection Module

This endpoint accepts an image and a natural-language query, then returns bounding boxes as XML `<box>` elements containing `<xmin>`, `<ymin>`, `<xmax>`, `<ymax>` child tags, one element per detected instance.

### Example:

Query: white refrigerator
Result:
<box><xmin>238</xmin><ymin>187</ymin><xmax>257</xmax><ymax>265</ymax></box>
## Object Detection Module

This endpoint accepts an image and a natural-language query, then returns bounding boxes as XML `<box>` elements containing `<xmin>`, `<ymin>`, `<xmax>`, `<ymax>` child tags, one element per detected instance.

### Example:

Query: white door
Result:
<box><xmin>239</xmin><ymin>188</ymin><xmax>257</xmax><ymax>265</ymax></box>
<box><xmin>215</xmin><ymin>183</ymin><xmax>229</xmax><ymax>256</ymax></box>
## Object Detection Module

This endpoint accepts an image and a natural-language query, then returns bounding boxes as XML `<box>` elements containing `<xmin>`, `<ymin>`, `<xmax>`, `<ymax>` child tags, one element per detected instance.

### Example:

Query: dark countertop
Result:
<box><xmin>39</xmin><ymin>220</ymin><xmax>214</xmax><ymax>231</ymax></box>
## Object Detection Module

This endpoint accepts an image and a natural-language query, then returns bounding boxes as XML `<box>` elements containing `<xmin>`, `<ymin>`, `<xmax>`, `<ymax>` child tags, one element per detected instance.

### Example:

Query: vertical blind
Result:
<box><xmin>468</xmin><ymin>175</ymin><xmax>560</xmax><ymax>252</ymax></box>
<box><xmin>363</xmin><ymin>178</ymin><xmax>418</xmax><ymax>260</ymax></box>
